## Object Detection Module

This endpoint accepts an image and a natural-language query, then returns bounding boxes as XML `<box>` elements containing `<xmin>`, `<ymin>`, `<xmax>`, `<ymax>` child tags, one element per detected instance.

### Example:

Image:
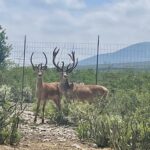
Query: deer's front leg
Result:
<box><xmin>34</xmin><ymin>98</ymin><xmax>41</xmax><ymax>123</ymax></box>
<box><xmin>42</xmin><ymin>100</ymin><xmax>47</xmax><ymax>123</ymax></box>
<box><xmin>54</xmin><ymin>97</ymin><xmax>61</xmax><ymax>111</ymax></box>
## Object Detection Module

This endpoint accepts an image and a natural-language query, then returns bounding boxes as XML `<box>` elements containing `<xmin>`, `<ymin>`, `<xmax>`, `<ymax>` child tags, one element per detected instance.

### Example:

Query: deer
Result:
<box><xmin>52</xmin><ymin>48</ymin><xmax>78</xmax><ymax>101</ymax></box>
<box><xmin>52</xmin><ymin>48</ymin><xmax>109</xmax><ymax>104</ymax></box>
<box><xmin>30</xmin><ymin>52</ymin><xmax>61</xmax><ymax>123</ymax></box>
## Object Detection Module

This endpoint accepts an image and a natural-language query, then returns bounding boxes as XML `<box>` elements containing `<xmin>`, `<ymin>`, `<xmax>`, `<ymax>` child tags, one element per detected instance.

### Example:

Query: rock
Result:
<box><xmin>57</xmin><ymin>137</ymin><xmax>67</xmax><ymax>142</ymax></box>
<box><xmin>42</xmin><ymin>138</ymin><xmax>51</xmax><ymax>142</ymax></box>
<box><xmin>91</xmin><ymin>143</ymin><xmax>98</xmax><ymax>148</ymax></box>
<box><xmin>72</xmin><ymin>143</ymin><xmax>82</xmax><ymax>149</ymax></box>
<box><xmin>23</xmin><ymin>143</ymin><xmax>30</xmax><ymax>147</ymax></box>
<box><xmin>38</xmin><ymin>127</ymin><xmax>46</xmax><ymax>132</ymax></box>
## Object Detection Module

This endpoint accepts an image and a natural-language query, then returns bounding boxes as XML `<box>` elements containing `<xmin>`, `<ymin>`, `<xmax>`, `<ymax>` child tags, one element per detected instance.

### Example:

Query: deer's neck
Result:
<box><xmin>60</xmin><ymin>78</ymin><xmax>70</xmax><ymax>92</ymax></box>
<box><xmin>36</xmin><ymin>77</ymin><xmax>43</xmax><ymax>99</ymax></box>
<box><xmin>37</xmin><ymin>77</ymin><xmax>43</xmax><ymax>90</ymax></box>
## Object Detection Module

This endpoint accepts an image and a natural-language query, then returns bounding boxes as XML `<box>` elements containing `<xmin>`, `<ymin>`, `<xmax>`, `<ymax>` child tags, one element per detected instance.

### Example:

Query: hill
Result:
<box><xmin>78</xmin><ymin>42</ymin><xmax>150</xmax><ymax>69</ymax></box>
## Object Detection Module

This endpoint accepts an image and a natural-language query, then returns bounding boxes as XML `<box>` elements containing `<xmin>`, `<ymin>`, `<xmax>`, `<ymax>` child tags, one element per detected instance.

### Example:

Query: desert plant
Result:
<box><xmin>0</xmin><ymin>25</ymin><xmax>12</xmax><ymax>68</ymax></box>
<box><xmin>0</xmin><ymin>84</ymin><xmax>12</xmax><ymax>101</ymax></box>
<box><xmin>69</xmin><ymin>86</ymin><xmax>150</xmax><ymax>149</ymax></box>
<box><xmin>0</xmin><ymin>87</ymin><xmax>26</xmax><ymax>145</ymax></box>
<box><xmin>11</xmin><ymin>86</ymin><xmax>33</xmax><ymax>103</ymax></box>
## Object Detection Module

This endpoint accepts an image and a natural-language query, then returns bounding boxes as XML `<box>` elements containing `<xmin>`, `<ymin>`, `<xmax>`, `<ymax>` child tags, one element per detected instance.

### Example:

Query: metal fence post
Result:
<box><xmin>96</xmin><ymin>35</ymin><xmax>99</xmax><ymax>85</ymax></box>
<box><xmin>21</xmin><ymin>35</ymin><xmax>26</xmax><ymax>110</ymax></box>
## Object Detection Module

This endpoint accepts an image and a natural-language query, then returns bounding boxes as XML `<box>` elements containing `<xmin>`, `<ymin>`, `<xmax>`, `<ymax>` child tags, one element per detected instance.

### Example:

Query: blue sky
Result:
<box><xmin>0</xmin><ymin>0</ymin><xmax>150</xmax><ymax>44</ymax></box>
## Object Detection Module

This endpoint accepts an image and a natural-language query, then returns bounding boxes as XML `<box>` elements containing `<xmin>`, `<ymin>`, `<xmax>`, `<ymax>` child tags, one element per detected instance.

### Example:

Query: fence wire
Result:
<box><xmin>9</xmin><ymin>40</ymin><xmax>150</xmax><ymax>70</ymax></box>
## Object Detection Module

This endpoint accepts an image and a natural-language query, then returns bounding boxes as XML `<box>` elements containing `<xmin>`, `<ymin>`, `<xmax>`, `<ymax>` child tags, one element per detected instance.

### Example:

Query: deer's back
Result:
<box><xmin>72</xmin><ymin>84</ymin><xmax>108</xmax><ymax>100</ymax></box>
<box><xmin>87</xmin><ymin>85</ymin><xmax>108</xmax><ymax>93</ymax></box>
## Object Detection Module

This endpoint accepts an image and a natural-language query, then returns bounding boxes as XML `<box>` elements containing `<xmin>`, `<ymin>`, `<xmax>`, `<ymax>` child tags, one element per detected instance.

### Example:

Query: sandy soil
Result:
<box><xmin>0</xmin><ymin>110</ymin><xmax>112</xmax><ymax>150</ymax></box>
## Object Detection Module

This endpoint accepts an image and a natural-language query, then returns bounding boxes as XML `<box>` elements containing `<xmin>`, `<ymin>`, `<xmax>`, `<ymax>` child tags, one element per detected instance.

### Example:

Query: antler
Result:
<box><xmin>66</xmin><ymin>51</ymin><xmax>78</xmax><ymax>73</ymax></box>
<box><xmin>43</xmin><ymin>52</ymin><xmax>47</xmax><ymax>66</ymax></box>
<box><xmin>30</xmin><ymin>52</ymin><xmax>36</xmax><ymax>70</ymax></box>
<box><xmin>42</xmin><ymin>52</ymin><xmax>47</xmax><ymax>70</ymax></box>
<box><xmin>53</xmin><ymin>47</ymin><xmax>64</xmax><ymax>72</ymax></box>
<box><xmin>30</xmin><ymin>52</ymin><xmax>48</xmax><ymax>70</ymax></box>
<box><xmin>52</xmin><ymin>48</ymin><xmax>78</xmax><ymax>73</ymax></box>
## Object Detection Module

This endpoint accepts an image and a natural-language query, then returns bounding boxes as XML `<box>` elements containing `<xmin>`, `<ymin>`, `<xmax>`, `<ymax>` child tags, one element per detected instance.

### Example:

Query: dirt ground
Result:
<box><xmin>0</xmin><ymin>110</ymin><xmax>112</xmax><ymax>150</ymax></box>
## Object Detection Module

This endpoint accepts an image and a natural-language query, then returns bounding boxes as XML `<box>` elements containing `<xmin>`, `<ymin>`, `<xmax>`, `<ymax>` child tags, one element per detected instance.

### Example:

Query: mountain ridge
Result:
<box><xmin>79</xmin><ymin>42</ymin><xmax>150</xmax><ymax>68</ymax></box>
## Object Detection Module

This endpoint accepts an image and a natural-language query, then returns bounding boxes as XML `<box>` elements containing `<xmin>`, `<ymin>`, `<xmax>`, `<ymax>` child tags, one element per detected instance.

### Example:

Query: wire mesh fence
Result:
<box><xmin>9</xmin><ymin>39</ymin><xmax>150</xmax><ymax>70</ymax></box>
<box><xmin>10</xmin><ymin>41</ymin><xmax>98</xmax><ymax>67</ymax></box>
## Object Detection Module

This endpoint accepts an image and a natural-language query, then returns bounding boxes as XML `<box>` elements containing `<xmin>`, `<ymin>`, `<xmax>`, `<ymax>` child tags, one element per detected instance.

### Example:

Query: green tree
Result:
<box><xmin>0</xmin><ymin>25</ymin><xmax>12</xmax><ymax>68</ymax></box>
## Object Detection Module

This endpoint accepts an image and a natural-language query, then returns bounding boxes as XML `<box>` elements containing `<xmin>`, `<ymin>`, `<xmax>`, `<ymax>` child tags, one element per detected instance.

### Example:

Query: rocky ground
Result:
<box><xmin>0</xmin><ymin>109</ymin><xmax>111</xmax><ymax>150</ymax></box>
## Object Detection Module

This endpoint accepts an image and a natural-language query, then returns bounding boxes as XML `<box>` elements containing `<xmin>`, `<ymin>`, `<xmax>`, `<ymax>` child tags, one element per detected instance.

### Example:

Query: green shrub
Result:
<box><xmin>0</xmin><ymin>105</ymin><xmax>22</xmax><ymax>145</ymax></box>
<box><xmin>0</xmin><ymin>87</ymin><xmax>25</xmax><ymax>145</ymax></box>
<box><xmin>68</xmin><ymin>88</ymin><xmax>150</xmax><ymax>149</ymax></box>
<box><xmin>11</xmin><ymin>86</ymin><xmax>33</xmax><ymax>103</ymax></box>
<box><xmin>0</xmin><ymin>84</ymin><xmax>12</xmax><ymax>101</ymax></box>
<box><xmin>0</xmin><ymin>129</ymin><xmax>9</xmax><ymax>144</ymax></box>
<box><xmin>9</xmin><ymin>116</ymin><xmax>21</xmax><ymax>145</ymax></box>
<box><xmin>76</xmin><ymin>120</ymin><xmax>90</xmax><ymax>140</ymax></box>
<box><xmin>69</xmin><ymin>101</ymin><xmax>110</xmax><ymax>147</ymax></box>
<box><xmin>1</xmin><ymin>66</ymin><xmax>150</xmax><ymax>149</ymax></box>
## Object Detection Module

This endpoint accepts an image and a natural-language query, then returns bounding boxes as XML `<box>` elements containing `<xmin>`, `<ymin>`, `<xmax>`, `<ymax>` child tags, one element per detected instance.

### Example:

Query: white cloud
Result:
<box><xmin>63</xmin><ymin>0</ymin><xmax>86</xmax><ymax>9</ymax></box>
<box><xmin>43</xmin><ymin>0</ymin><xmax>58</xmax><ymax>5</ymax></box>
<box><xmin>0</xmin><ymin>0</ymin><xmax>6</xmax><ymax>12</ymax></box>
<box><xmin>42</xmin><ymin>0</ymin><xmax>86</xmax><ymax>9</ymax></box>
<box><xmin>1</xmin><ymin>0</ymin><xmax>150</xmax><ymax>44</ymax></box>
<box><xmin>76</xmin><ymin>0</ymin><xmax>150</xmax><ymax>43</ymax></box>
